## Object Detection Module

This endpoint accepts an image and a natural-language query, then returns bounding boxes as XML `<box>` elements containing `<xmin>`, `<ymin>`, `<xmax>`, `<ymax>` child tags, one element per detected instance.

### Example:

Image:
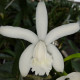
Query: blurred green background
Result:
<box><xmin>0</xmin><ymin>0</ymin><xmax>80</xmax><ymax>80</ymax></box>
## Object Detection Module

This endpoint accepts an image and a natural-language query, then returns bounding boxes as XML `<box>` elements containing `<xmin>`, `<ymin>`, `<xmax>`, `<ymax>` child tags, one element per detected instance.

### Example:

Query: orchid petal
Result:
<box><xmin>56</xmin><ymin>72</ymin><xmax>80</xmax><ymax>80</ymax></box>
<box><xmin>56</xmin><ymin>76</ymin><xmax>65</xmax><ymax>80</ymax></box>
<box><xmin>36</xmin><ymin>1</ymin><xmax>48</xmax><ymax>40</ymax></box>
<box><xmin>0</xmin><ymin>26</ymin><xmax>38</xmax><ymax>43</ymax></box>
<box><xmin>67</xmin><ymin>72</ymin><xmax>80</xmax><ymax>80</ymax></box>
<box><xmin>45</xmin><ymin>23</ymin><xmax>79</xmax><ymax>45</ymax></box>
<box><xmin>47</xmin><ymin>44</ymin><xmax>64</xmax><ymax>72</ymax></box>
<box><xmin>19</xmin><ymin>44</ymin><xmax>35</xmax><ymax>77</ymax></box>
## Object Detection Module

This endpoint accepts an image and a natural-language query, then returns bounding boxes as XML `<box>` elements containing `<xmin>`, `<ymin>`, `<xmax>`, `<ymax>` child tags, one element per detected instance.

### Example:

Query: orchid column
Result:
<box><xmin>0</xmin><ymin>1</ymin><xmax>80</xmax><ymax>77</ymax></box>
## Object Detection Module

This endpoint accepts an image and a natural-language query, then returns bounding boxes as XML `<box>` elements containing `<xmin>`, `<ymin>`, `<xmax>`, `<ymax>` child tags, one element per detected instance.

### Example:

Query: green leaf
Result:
<box><xmin>67</xmin><ymin>40</ymin><xmax>79</xmax><ymax>53</ymax></box>
<box><xmin>13</xmin><ymin>13</ymin><xmax>21</xmax><ymax>26</ymax></box>
<box><xmin>12</xmin><ymin>40</ymin><xmax>25</xmax><ymax>77</ymax></box>
<box><xmin>64</xmin><ymin>53</ymin><xmax>80</xmax><ymax>62</ymax></box>
<box><xmin>0</xmin><ymin>62</ymin><xmax>13</xmax><ymax>73</ymax></box>
<box><xmin>71</xmin><ymin>59</ymin><xmax>80</xmax><ymax>72</ymax></box>
<box><xmin>0</xmin><ymin>78</ymin><xmax>17</xmax><ymax>80</ymax></box>
<box><xmin>2</xmin><ymin>49</ymin><xmax>15</xmax><ymax>58</ymax></box>
<box><xmin>0</xmin><ymin>53</ymin><xmax>12</xmax><ymax>59</ymax></box>
<box><xmin>64</xmin><ymin>60</ymin><xmax>73</xmax><ymax>73</ymax></box>
<box><xmin>0</xmin><ymin>71</ymin><xmax>13</xmax><ymax>78</ymax></box>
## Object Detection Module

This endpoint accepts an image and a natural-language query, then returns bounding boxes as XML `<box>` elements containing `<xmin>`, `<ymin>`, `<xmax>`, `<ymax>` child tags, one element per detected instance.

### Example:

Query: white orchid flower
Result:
<box><xmin>68</xmin><ymin>0</ymin><xmax>80</xmax><ymax>2</ymax></box>
<box><xmin>0</xmin><ymin>1</ymin><xmax>80</xmax><ymax>77</ymax></box>
<box><xmin>56</xmin><ymin>72</ymin><xmax>80</xmax><ymax>80</ymax></box>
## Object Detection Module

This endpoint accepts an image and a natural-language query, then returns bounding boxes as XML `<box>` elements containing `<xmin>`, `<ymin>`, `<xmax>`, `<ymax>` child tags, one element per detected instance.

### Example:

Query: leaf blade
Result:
<box><xmin>64</xmin><ymin>53</ymin><xmax>80</xmax><ymax>62</ymax></box>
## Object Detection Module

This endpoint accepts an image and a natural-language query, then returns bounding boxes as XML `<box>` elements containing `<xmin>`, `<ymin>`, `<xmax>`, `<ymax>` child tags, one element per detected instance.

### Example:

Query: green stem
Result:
<box><xmin>62</xmin><ymin>71</ymin><xmax>67</xmax><ymax>75</ymax></box>
<box><xmin>56</xmin><ymin>71</ymin><xmax>67</xmax><ymax>76</ymax></box>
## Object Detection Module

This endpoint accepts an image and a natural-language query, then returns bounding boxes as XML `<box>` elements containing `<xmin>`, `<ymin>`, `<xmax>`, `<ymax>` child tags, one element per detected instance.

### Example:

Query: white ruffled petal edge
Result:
<box><xmin>45</xmin><ymin>22</ymin><xmax>79</xmax><ymax>45</ymax></box>
<box><xmin>36</xmin><ymin>1</ymin><xmax>48</xmax><ymax>40</ymax></box>
<box><xmin>19</xmin><ymin>44</ymin><xmax>35</xmax><ymax>77</ymax></box>
<box><xmin>47</xmin><ymin>44</ymin><xmax>64</xmax><ymax>72</ymax></box>
<box><xmin>0</xmin><ymin>26</ymin><xmax>39</xmax><ymax>44</ymax></box>
<box><xmin>56</xmin><ymin>72</ymin><xmax>80</xmax><ymax>80</ymax></box>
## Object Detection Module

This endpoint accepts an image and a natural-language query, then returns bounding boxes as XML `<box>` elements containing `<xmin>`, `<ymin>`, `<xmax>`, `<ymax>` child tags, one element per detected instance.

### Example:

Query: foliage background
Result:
<box><xmin>0</xmin><ymin>0</ymin><xmax>80</xmax><ymax>80</ymax></box>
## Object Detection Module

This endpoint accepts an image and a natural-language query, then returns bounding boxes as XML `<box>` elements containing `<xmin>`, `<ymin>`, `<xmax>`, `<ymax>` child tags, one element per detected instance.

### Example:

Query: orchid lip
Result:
<box><xmin>31</xmin><ymin>40</ymin><xmax>53</xmax><ymax>75</ymax></box>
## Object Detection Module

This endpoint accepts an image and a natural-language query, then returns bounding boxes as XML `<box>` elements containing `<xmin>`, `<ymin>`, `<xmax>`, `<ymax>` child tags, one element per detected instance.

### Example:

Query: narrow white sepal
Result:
<box><xmin>36</xmin><ymin>1</ymin><xmax>48</xmax><ymax>40</ymax></box>
<box><xmin>56</xmin><ymin>72</ymin><xmax>80</xmax><ymax>80</ymax></box>
<box><xmin>0</xmin><ymin>26</ymin><xmax>39</xmax><ymax>44</ymax></box>
<box><xmin>47</xmin><ymin>44</ymin><xmax>64</xmax><ymax>72</ymax></box>
<box><xmin>45</xmin><ymin>23</ymin><xmax>79</xmax><ymax>45</ymax></box>
<box><xmin>19</xmin><ymin>44</ymin><xmax>35</xmax><ymax>77</ymax></box>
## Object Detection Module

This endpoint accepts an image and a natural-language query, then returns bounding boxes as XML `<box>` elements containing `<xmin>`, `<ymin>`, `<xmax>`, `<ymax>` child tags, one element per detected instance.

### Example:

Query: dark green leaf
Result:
<box><xmin>2</xmin><ymin>49</ymin><xmax>15</xmax><ymax>57</ymax></box>
<box><xmin>13</xmin><ymin>13</ymin><xmax>21</xmax><ymax>26</ymax></box>
<box><xmin>0</xmin><ymin>53</ymin><xmax>12</xmax><ymax>59</ymax></box>
<box><xmin>71</xmin><ymin>59</ymin><xmax>80</xmax><ymax>72</ymax></box>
